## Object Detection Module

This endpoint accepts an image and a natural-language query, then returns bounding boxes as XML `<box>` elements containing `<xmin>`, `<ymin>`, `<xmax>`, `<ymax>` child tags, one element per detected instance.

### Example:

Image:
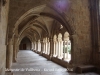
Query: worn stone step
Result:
<box><xmin>75</xmin><ymin>65</ymin><xmax>96</xmax><ymax>73</ymax></box>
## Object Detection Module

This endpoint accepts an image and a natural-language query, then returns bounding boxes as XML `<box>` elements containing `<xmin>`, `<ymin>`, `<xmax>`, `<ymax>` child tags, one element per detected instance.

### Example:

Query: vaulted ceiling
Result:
<box><xmin>8</xmin><ymin>0</ymin><xmax>72</xmax><ymax>41</ymax></box>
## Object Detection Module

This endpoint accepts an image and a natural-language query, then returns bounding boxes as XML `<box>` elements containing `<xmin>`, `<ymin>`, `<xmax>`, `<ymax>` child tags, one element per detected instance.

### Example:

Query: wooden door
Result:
<box><xmin>23</xmin><ymin>44</ymin><xmax>26</xmax><ymax>50</ymax></box>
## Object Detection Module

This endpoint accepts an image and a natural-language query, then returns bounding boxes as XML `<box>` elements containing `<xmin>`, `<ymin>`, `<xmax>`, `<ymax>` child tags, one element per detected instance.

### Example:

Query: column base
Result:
<box><xmin>49</xmin><ymin>54</ymin><xmax>53</xmax><ymax>59</ymax></box>
<box><xmin>41</xmin><ymin>52</ymin><xmax>43</xmax><ymax>55</ymax></box>
<box><xmin>62</xmin><ymin>58</ymin><xmax>65</xmax><ymax>60</ymax></box>
<box><xmin>13</xmin><ymin>59</ymin><xmax>17</xmax><ymax>63</ymax></box>
<box><xmin>5</xmin><ymin>71</ymin><xmax>13</xmax><ymax>75</ymax></box>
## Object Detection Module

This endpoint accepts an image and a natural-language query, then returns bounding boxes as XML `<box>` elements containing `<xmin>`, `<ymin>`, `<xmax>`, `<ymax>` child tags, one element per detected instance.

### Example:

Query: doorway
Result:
<box><xmin>19</xmin><ymin>37</ymin><xmax>31</xmax><ymax>50</ymax></box>
<box><xmin>23</xmin><ymin>44</ymin><xmax>26</xmax><ymax>50</ymax></box>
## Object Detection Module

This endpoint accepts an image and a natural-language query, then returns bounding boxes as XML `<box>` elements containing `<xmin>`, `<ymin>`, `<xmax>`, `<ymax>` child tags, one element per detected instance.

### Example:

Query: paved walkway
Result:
<box><xmin>11</xmin><ymin>50</ymin><xmax>99</xmax><ymax>75</ymax></box>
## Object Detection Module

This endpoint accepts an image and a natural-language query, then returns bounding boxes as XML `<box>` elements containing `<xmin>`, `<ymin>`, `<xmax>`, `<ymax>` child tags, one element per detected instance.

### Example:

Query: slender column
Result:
<box><xmin>46</xmin><ymin>42</ymin><xmax>47</xmax><ymax>54</ymax></box>
<box><xmin>53</xmin><ymin>42</ymin><xmax>55</xmax><ymax>56</ymax></box>
<box><xmin>33</xmin><ymin>42</ymin><xmax>35</xmax><ymax>50</ymax></box>
<box><xmin>13</xmin><ymin>35</ymin><xmax>18</xmax><ymax>62</ymax></box>
<box><xmin>39</xmin><ymin>40</ymin><xmax>41</xmax><ymax>52</ymax></box>
<box><xmin>47</xmin><ymin>38</ymin><xmax>50</xmax><ymax>55</ymax></box>
<box><xmin>34</xmin><ymin>42</ymin><xmax>36</xmax><ymax>50</ymax></box>
<box><xmin>66</xmin><ymin>41</ymin><xmax>69</xmax><ymax>59</ymax></box>
<box><xmin>48</xmin><ymin>42</ymin><xmax>50</xmax><ymax>55</ymax></box>
<box><xmin>60</xmin><ymin>41</ymin><xmax>62</xmax><ymax>57</ymax></box>
<box><xmin>31</xmin><ymin>42</ymin><xmax>34</xmax><ymax>50</ymax></box>
<box><xmin>44</xmin><ymin>39</ymin><xmax>46</xmax><ymax>53</ymax></box>
<box><xmin>60</xmin><ymin>41</ymin><xmax>63</xmax><ymax>58</ymax></box>
<box><xmin>56</xmin><ymin>42</ymin><xmax>58</xmax><ymax>57</ymax></box>
<box><xmin>36</xmin><ymin>41</ymin><xmax>38</xmax><ymax>51</ymax></box>
<box><xmin>57</xmin><ymin>41</ymin><xmax>59</xmax><ymax>57</ymax></box>
<box><xmin>63</xmin><ymin>41</ymin><xmax>66</xmax><ymax>60</ymax></box>
<box><xmin>65</xmin><ymin>42</ymin><xmax>67</xmax><ymax>59</ymax></box>
<box><xmin>55</xmin><ymin>42</ymin><xmax>57</xmax><ymax>56</ymax></box>
<box><xmin>38</xmin><ymin>41</ymin><xmax>39</xmax><ymax>51</ymax></box>
<box><xmin>49</xmin><ymin>38</ymin><xmax>54</xmax><ymax>57</ymax></box>
<box><xmin>35</xmin><ymin>42</ymin><xmax>37</xmax><ymax>50</ymax></box>
<box><xmin>39</xmin><ymin>41</ymin><xmax>41</xmax><ymax>52</ymax></box>
<box><xmin>35</xmin><ymin>42</ymin><xmax>36</xmax><ymax>50</ymax></box>
<box><xmin>58</xmin><ymin>41</ymin><xmax>60</xmax><ymax>57</ymax></box>
<box><xmin>43</xmin><ymin>42</ymin><xmax>45</xmax><ymax>53</ymax></box>
<box><xmin>44</xmin><ymin>38</ymin><xmax>46</xmax><ymax>53</ymax></box>
<box><xmin>16</xmin><ymin>44</ymin><xmax>19</xmax><ymax>57</ymax></box>
<box><xmin>40</xmin><ymin>40</ymin><xmax>43</xmax><ymax>54</ymax></box>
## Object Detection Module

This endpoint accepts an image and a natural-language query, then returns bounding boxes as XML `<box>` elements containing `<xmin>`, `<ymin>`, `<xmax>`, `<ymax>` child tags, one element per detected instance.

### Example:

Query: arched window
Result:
<box><xmin>58</xmin><ymin>33</ymin><xmax>63</xmax><ymax>59</ymax></box>
<box><xmin>63</xmin><ymin>31</ymin><xmax>71</xmax><ymax>62</ymax></box>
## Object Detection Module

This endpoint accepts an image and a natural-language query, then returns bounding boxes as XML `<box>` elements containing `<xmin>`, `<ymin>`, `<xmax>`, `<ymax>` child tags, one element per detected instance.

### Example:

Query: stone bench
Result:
<box><xmin>76</xmin><ymin>65</ymin><xmax>96</xmax><ymax>73</ymax></box>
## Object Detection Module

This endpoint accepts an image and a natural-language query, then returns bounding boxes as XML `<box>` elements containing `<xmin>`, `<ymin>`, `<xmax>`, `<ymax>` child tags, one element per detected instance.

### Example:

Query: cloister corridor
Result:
<box><xmin>1</xmin><ymin>0</ymin><xmax>100</xmax><ymax>75</ymax></box>
<box><xmin>10</xmin><ymin>50</ymin><xmax>99</xmax><ymax>75</ymax></box>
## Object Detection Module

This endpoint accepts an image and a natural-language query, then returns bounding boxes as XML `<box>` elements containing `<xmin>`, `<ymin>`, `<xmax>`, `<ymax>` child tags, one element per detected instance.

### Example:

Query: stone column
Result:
<box><xmin>34</xmin><ymin>41</ymin><xmax>36</xmax><ymax>51</ymax></box>
<box><xmin>69</xmin><ymin>35</ymin><xmax>76</xmax><ymax>64</ymax></box>
<box><xmin>45</xmin><ymin>42</ymin><xmax>47</xmax><ymax>54</ymax></box>
<box><xmin>33</xmin><ymin>42</ymin><xmax>35</xmax><ymax>51</ymax></box>
<box><xmin>48</xmin><ymin>42</ymin><xmax>50</xmax><ymax>55</ymax></box>
<box><xmin>47</xmin><ymin>38</ymin><xmax>50</xmax><ymax>55</ymax></box>
<box><xmin>40</xmin><ymin>40</ymin><xmax>43</xmax><ymax>54</ymax></box>
<box><xmin>56</xmin><ymin>41</ymin><xmax>58</xmax><ymax>57</ymax></box>
<box><xmin>16</xmin><ymin>43</ymin><xmax>19</xmax><ymax>58</ymax></box>
<box><xmin>13</xmin><ymin>35</ymin><xmax>18</xmax><ymax>62</ymax></box>
<box><xmin>43</xmin><ymin>42</ymin><xmax>45</xmax><ymax>53</ymax></box>
<box><xmin>63</xmin><ymin>41</ymin><xmax>65</xmax><ymax>60</ymax></box>
<box><xmin>66</xmin><ymin>41</ymin><xmax>68</xmax><ymax>59</ymax></box>
<box><xmin>49</xmin><ymin>38</ymin><xmax>54</xmax><ymax>58</ymax></box>
<box><xmin>38</xmin><ymin>41</ymin><xmax>39</xmax><ymax>51</ymax></box>
<box><xmin>60</xmin><ymin>41</ymin><xmax>63</xmax><ymax>58</ymax></box>
<box><xmin>31</xmin><ymin>42</ymin><xmax>34</xmax><ymax>51</ymax></box>
<box><xmin>58</xmin><ymin>41</ymin><xmax>60</xmax><ymax>57</ymax></box>
<box><xmin>53</xmin><ymin>42</ymin><xmax>56</xmax><ymax>56</ymax></box>
<box><xmin>38</xmin><ymin>40</ymin><xmax>41</xmax><ymax>52</ymax></box>
<box><xmin>45</xmin><ymin>42</ymin><xmax>46</xmax><ymax>54</ymax></box>
<box><xmin>6</xmin><ymin>39</ymin><xmax>13</xmax><ymax>69</ymax></box>
<box><xmin>36</xmin><ymin>41</ymin><xmax>38</xmax><ymax>51</ymax></box>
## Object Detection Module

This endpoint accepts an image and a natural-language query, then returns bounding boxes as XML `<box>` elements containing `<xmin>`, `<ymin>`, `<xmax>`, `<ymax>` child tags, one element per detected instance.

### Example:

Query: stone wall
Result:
<box><xmin>0</xmin><ymin>0</ymin><xmax>9</xmax><ymax>75</ymax></box>
<box><xmin>65</xmin><ymin>0</ymin><xmax>92</xmax><ymax>65</ymax></box>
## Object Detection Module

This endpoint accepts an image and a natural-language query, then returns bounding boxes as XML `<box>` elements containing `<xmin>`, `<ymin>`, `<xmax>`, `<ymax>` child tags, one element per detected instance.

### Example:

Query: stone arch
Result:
<box><xmin>19</xmin><ymin>26</ymin><xmax>41</xmax><ymax>40</ymax></box>
<box><xmin>64</xmin><ymin>31</ymin><xmax>69</xmax><ymax>41</ymax></box>
<box><xmin>57</xmin><ymin>33</ymin><xmax>63</xmax><ymax>58</ymax></box>
<box><xmin>63</xmin><ymin>31</ymin><xmax>71</xmax><ymax>61</ymax></box>
<box><xmin>53</xmin><ymin>34</ymin><xmax>57</xmax><ymax>42</ymax></box>
<box><xmin>19</xmin><ymin>36</ymin><xmax>32</xmax><ymax>50</ymax></box>
<box><xmin>58</xmin><ymin>33</ymin><xmax>62</xmax><ymax>42</ymax></box>
<box><xmin>18</xmin><ymin>34</ymin><xmax>33</xmax><ymax>46</ymax></box>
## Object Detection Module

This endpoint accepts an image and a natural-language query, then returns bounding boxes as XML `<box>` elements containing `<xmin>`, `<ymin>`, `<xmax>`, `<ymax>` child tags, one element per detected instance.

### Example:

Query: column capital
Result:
<box><xmin>50</xmin><ymin>38</ymin><xmax>53</xmax><ymax>41</ymax></box>
<box><xmin>36</xmin><ymin>41</ymin><xmax>38</xmax><ymax>42</ymax></box>
<box><xmin>40</xmin><ymin>39</ymin><xmax>43</xmax><ymax>42</ymax></box>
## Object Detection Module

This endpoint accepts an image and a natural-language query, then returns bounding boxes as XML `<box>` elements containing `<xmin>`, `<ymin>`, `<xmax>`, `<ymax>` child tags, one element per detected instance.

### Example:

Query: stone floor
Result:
<box><xmin>11</xmin><ymin>50</ymin><xmax>99</xmax><ymax>75</ymax></box>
